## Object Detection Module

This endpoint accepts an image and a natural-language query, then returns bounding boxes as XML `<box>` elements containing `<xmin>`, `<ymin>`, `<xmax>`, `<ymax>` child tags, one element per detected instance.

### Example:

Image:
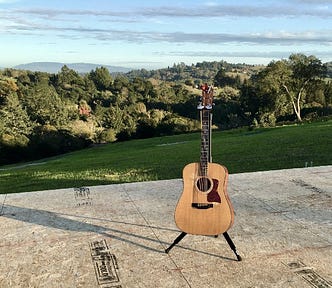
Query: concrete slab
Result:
<box><xmin>0</xmin><ymin>166</ymin><xmax>331</xmax><ymax>288</ymax></box>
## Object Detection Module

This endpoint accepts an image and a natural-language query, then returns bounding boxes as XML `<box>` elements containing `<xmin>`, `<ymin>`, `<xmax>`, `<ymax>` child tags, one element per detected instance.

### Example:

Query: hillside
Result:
<box><xmin>126</xmin><ymin>61</ymin><xmax>265</xmax><ymax>83</ymax></box>
<box><xmin>0</xmin><ymin>120</ymin><xmax>331</xmax><ymax>193</ymax></box>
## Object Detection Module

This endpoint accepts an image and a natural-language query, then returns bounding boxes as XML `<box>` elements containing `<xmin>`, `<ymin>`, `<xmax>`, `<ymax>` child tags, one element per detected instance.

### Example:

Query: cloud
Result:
<box><xmin>3</xmin><ymin>17</ymin><xmax>331</xmax><ymax>46</ymax></box>
<box><xmin>13</xmin><ymin>8</ymin><xmax>128</xmax><ymax>18</ymax></box>
<box><xmin>1</xmin><ymin>3</ymin><xmax>331</xmax><ymax>48</ymax></box>
<box><xmin>292</xmin><ymin>0</ymin><xmax>332</xmax><ymax>3</ymax></box>
<box><xmin>139</xmin><ymin>4</ymin><xmax>331</xmax><ymax>18</ymax></box>
<box><xmin>157</xmin><ymin>31</ymin><xmax>332</xmax><ymax>45</ymax></box>
<box><xmin>96</xmin><ymin>29</ymin><xmax>331</xmax><ymax>46</ymax></box>
<box><xmin>11</xmin><ymin>2</ymin><xmax>332</xmax><ymax>19</ymax></box>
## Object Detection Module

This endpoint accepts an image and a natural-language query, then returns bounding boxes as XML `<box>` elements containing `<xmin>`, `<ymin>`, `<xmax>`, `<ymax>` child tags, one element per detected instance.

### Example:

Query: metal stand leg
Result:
<box><xmin>223</xmin><ymin>232</ymin><xmax>242</xmax><ymax>261</ymax></box>
<box><xmin>165</xmin><ymin>232</ymin><xmax>187</xmax><ymax>253</ymax></box>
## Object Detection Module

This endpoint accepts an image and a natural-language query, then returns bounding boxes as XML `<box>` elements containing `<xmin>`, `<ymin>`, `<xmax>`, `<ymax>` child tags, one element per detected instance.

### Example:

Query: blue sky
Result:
<box><xmin>1</xmin><ymin>0</ymin><xmax>331</xmax><ymax>69</ymax></box>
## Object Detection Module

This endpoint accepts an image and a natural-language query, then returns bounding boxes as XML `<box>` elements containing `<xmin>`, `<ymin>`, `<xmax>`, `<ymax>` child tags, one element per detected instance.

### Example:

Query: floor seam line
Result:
<box><xmin>121</xmin><ymin>186</ymin><xmax>193</xmax><ymax>287</ymax></box>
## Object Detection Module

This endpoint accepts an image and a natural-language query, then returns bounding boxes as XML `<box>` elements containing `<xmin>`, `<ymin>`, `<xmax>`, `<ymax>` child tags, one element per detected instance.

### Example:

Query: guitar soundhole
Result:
<box><xmin>196</xmin><ymin>177</ymin><xmax>212</xmax><ymax>192</ymax></box>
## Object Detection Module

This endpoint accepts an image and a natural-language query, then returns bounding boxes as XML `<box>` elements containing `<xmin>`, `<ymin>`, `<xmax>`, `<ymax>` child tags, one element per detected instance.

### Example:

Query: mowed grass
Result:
<box><xmin>0</xmin><ymin>120</ymin><xmax>331</xmax><ymax>194</ymax></box>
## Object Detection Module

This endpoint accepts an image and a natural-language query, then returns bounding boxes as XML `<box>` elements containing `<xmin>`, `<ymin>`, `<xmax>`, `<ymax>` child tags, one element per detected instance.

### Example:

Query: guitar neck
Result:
<box><xmin>200</xmin><ymin>109</ymin><xmax>212</xmax><ymax>176</ymax></box>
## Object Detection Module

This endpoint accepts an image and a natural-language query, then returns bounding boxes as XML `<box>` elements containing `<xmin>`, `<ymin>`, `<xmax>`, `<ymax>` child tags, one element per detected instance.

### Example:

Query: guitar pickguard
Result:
<box><xmin>207</xmin><ymin>178</ymin><xmax>221</xmax><ymax>203</ymax></box>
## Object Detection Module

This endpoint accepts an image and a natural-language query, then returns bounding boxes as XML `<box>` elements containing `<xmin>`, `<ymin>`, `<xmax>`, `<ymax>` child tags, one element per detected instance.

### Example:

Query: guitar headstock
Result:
<box><xmin>198</xmin><ymin>83</ymin><xmax>214</xmax><ymax>110</ymax></box>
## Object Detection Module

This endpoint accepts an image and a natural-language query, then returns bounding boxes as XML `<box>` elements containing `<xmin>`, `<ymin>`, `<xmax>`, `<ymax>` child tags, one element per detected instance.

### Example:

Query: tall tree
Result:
<box><xmin>0</xmin><ymin>77</ymin><xmax>33</xmax><ymax>147</ymax></box>
<box><xmin>54</xmin><ymin>65</ymin><xmax>85</xmax><ymax>102</ymax></box>
<box><xmin>0</xmin><ymin>92</ymin><xmax>33</xmax><ymax>137</ymax></box>
<box><xmin>22</xmin><ymin>82</ymin><xmax>70</xmax><ymax>127</ymax></box>
<box><xmin>89</xmin><ymin>67</ymin><xmax>112</xmax><ymax>91</ymax></box>
<box><xmin>277</xmin><ymin>54</ymin><xmax>327</xmax><ymax>121</ymax></box>
<box><xmin>259</xmin><ymin>54</ymin><xmax>327</xmax><ymax>121</ymax></box>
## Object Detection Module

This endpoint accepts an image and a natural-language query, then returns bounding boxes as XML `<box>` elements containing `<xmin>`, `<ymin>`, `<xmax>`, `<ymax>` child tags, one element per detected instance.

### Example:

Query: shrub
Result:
<box><xmin>28</xmin><ymin>125</ymin><xmax>91</xmax><ymax>159</ymax></box>
<box><xmin>259</xmin><ymin>113</ymin><xmax>276</xmax><ymax>127</ymax></box>
<box><xmin>0</xmin><ymin>133</ymin><xmax>30</xmax><ymax>164</ymax></box>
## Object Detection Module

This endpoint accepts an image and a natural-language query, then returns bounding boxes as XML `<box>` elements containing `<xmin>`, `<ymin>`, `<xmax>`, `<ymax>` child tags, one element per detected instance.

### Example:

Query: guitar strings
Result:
<box><xmin>193</xmin><ymin>99</ymin><xmax>212</xmax><ymax>205</ymax></box>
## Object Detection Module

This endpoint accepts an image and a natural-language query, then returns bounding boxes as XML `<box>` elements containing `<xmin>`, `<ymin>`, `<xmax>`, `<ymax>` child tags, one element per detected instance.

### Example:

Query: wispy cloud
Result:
<box><xmin>13</xmin><ymin>8</ymin><xmax>128</xmax><ymax>18</ymax></box>
<box><xmin>5</xmin><ymin>20</ymin><xmax>331</xmax><ymax>46</ymax></box>
<box><xmin>147</xmin><ymin>30</ymin><xmax>332</xmax><ymax>45</ymax></box>
<box><xmin>292</xmin><ymin>0</ymin><xmax>332</xmax><ymax>4</ymax></box>
<box><xmin>139</xmin><ymin>4</ymin><xmax>332</xmax><ymax>18</ymax></box>
<box><xmin>10</xmin><ymin>2</ymin><xmax>332</xmax><ymax>19</ymax></box>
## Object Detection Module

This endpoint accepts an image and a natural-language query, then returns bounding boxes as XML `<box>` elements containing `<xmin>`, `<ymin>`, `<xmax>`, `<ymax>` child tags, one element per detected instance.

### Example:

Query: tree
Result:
<box><xmin>242</xmin><ymin>54</ymin><xmax>326</xmax><ymax>121</ymax></box>
<box><xmin>89</xmin><ymin>67</ymin><xmax>112</xmax><ymax>91</ymax></box>
<box><xmin>54</xmin><ymin>65</ymin><xmax>85</xmax><ymax>102</ymax></box>
<box><xmin>0</xmin><ymin>92</ymin><xmax>33</xmax><ymax>137</ymax></box>
<box><xmin>214</xmin><ymin>68</ymin><xmax>238</xmax><ymax>87</ymax></box>
<box><xmin>0</xmin><ymin>77</ymin><xmax>33</xmax><ymax>138</ymax></box>
<box><xmin>276</xmin><ymin>54</ymin><xmax>327</xmax><ymax>121</ymax></box>
<box><xmin>0</xmin><ymin>77</ymin><xmax>33</xmax><ymax>164</ymax></box>
<box><xmin>0</xmin><ymin>76</ymin><xmax>18</xmax><ymax>105</ymax></box>
<box><xmin>324</xmin><ymin>81</ymin><xmax>332</xmax><ymax>107</ymax></box>
<box><xmin>22</xmin><ymin>82</ymin><xmax>71</xmax><ymax>127</ymax></box>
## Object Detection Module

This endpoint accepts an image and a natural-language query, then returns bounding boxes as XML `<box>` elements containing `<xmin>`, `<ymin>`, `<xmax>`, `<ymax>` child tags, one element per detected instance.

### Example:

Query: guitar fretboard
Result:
<box><xmin>200</xmin><ymin>110</ymin><xmax>211</xmax><ymax>176</ymax></box>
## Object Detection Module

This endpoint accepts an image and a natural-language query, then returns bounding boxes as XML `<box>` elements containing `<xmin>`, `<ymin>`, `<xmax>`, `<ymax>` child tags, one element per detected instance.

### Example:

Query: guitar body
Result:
<box><xmin>175</xmin><ymin>162</ymin><xmax>234</xmax><ymax>236</ymax></box>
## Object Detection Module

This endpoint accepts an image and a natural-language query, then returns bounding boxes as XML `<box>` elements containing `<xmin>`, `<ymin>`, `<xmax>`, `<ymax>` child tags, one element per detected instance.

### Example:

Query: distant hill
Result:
<box><xmin>13</xmin><ymin>62</ymin><xmax>132</xmax><ymax>74</ymax></box>
<box><xmin>8</xmin><ymin>60</ymin><xmax>332</xmax><ymax>79</ymax></box>
<box><xmin>126</xmin><ymin>61</ymin><xmax>266</xmax><ymax>84</ymax></box>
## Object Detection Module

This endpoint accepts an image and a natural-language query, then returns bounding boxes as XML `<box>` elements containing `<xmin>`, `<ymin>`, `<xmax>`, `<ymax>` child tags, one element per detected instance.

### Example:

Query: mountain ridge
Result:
<box><xmin>12</xmin><ymin>62</ymin><xmax>132</xmax><ymax>74</ymax></box>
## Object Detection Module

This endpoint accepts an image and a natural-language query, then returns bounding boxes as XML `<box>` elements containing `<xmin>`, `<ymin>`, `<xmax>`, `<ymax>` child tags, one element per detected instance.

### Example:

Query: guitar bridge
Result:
<box><xmin>192</xmin><ymin>203</ymin><xmax>213</xmax><ymax>209</ymax></box>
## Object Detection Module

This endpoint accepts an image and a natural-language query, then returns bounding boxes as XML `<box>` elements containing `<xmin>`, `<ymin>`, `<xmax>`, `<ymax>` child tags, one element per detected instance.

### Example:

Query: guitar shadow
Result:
<box><xmin>1</xmin><ymin>204</ymin><xmax>237</xmax><ymax>261</ymax></box>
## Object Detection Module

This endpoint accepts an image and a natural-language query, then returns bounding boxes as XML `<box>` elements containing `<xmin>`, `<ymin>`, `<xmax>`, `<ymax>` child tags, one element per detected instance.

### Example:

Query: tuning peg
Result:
<box><xmin>197</xmin><ymin>102</ymin><xmax>204</xmax><ymax>110</ymax></box>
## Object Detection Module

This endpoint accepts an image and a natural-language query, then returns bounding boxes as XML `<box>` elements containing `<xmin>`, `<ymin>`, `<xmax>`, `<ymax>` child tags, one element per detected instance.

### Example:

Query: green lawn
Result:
<box><xmin>0</xmin><ymin>120</ymin><xmax>331</xmax><ymax>194</ymax></box>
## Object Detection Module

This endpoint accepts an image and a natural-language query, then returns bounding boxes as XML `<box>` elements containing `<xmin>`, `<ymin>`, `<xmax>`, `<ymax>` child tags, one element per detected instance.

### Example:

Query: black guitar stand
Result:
<box><xmin>165</xmin><ymin>231</ymin><xmax>242</xmax><ymax>261</ymax></box>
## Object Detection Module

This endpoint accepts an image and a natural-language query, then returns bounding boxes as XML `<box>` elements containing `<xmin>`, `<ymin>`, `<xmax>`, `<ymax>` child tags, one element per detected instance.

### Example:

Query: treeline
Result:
<box><xmin>126</xmin><ymin>60</ymin><xmax>263</xmax><ymax>84</ymax></box>
<box><xmin>0</xmin><ymin>53</ymin><xmax>331</xmax><ymax>165</ymax></box>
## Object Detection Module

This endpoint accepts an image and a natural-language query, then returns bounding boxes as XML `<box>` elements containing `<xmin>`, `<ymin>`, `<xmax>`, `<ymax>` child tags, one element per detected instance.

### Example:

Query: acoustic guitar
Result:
<box><xmin>174</xmin><ymin>84</ymin><xmax>234</xmax><ymax>236</ymax></box>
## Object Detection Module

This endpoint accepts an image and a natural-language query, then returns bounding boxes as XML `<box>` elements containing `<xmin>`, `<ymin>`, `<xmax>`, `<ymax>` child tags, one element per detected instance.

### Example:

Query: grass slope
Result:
<box><xmin>0</xmin><ymin>120</ymin><xmax>331</xmax><ymax>194</ymax></box>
